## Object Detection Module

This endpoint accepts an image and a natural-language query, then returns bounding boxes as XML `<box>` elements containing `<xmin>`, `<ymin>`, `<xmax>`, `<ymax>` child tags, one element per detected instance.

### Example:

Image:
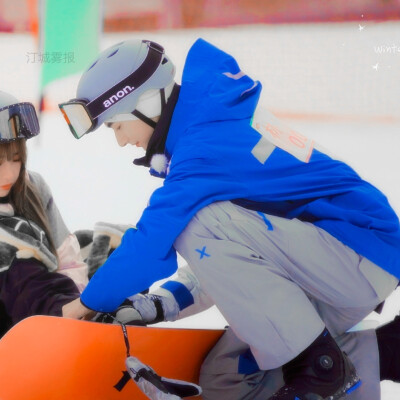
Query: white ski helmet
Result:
<box><xmin>0</xmin><ymin>91</ymin><xmax>20</xmax><ymax>109</ymax></box>
<box><xmin>59</xmin><ymin>40</ymin><xmax>175</xmax><ymax>139</ymax></box>
<box><xmin>0</xmin><ymin>91</ymin><xmax>39</xmax><ymax>141</ymax></box>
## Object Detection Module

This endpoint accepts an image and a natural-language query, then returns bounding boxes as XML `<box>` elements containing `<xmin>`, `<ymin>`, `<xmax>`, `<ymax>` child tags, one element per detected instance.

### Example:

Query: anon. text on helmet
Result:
<box><xmin>103</xmin><ymin>85</ymin><xmax>135</xmax><ymax>108</ymax></box>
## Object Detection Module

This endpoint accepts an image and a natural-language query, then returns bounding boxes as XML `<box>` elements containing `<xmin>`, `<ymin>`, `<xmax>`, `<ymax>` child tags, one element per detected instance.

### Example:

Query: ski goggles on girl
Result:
<box><xmin>0</xmin><ymin>102</ymin><xmax>39</xmax><ymax>141</ymax></box>
<box><xmin>59</xmin><ymin>41</ymin><xmax>164</xmax><ymax>139</ymax></box>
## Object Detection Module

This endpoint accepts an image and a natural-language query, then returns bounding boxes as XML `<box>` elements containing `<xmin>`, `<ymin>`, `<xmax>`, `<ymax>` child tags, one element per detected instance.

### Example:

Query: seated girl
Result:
<box><xmin>0</xmin><ymin>90</ymin><xmax>88</xmax><ymax>337</ymax></box>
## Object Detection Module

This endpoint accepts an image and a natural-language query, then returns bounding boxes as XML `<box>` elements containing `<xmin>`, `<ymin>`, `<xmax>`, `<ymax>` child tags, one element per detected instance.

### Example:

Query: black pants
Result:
<box><xmin>0</xmin><ymin>258</ymin><xmax>80</xmax><ymax>337</ymax></box>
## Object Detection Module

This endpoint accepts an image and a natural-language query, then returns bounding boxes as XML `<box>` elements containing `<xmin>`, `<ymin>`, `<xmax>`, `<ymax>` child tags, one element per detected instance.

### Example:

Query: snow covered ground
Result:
<box><xmin>1</xmin><ymin>21</ymin><xmax>400</xmax><ymax>397</ymax></box>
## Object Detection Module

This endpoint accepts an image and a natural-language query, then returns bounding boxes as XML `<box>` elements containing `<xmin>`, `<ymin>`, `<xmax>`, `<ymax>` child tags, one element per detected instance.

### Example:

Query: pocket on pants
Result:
<box><xmin>359</xmin><ymin>257</ymin><xmax>398</xmax><ymax>302</ymax></box>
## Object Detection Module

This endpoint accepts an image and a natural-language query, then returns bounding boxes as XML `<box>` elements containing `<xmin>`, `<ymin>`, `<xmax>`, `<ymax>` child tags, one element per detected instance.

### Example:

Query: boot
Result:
<box><xmin>268</xmin><ymin>329</ymin><xmax>361</xmax><ymax>400</ymax></box>
<box><xmin>377</xmin><ymin>315</ymin><xmax>400</xmax><ymax>382</ymax></box>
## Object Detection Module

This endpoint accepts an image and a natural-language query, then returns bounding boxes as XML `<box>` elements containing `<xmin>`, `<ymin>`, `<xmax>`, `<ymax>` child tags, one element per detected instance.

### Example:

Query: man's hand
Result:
<box><xmin>92</xmin><ymin>292</ymin><xmax>178</xmax><ymax>326</ymax></box>
<box><xmin>62</xmin><ymin>297</ymin><xmax>95</xmax><ymax>320</ymax></box>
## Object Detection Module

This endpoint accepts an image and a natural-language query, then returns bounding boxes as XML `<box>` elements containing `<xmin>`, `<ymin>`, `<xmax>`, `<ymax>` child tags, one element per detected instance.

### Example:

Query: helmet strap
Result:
<box><xmin>160</xmin><ymin>88</ymin><xmax>166</xmax><ymax>110</ymax></box>
<box><xmin>131</xmin><ymin>109</ymin><xmax>157</xmax><ymax>129</ymax></box>
<box><xmin>131</xmin><ymin>88</ymin><xmax>167</xmax><ymax>129</ymax></box>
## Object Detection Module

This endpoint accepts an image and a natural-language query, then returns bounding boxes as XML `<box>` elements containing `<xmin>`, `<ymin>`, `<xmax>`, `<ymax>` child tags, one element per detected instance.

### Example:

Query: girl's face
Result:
<box><xmin>0</xmin><ymin>151</ymin><xmax>21</xmax><ymax>197</ymax></box>
<box><xmin>108</xmin><ymin>117</ymin><xmax>159</xmax><ymax>150</ymax></box>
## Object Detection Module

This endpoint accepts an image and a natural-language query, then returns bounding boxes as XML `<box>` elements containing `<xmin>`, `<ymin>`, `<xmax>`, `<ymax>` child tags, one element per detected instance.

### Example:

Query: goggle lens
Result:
<box><xmin>0</xmin><ymin>103</ymin><xmax>39</xmax><ymax>141</ymax></box>
<box><xmin>59</xmin><ymin>102</ymin><xmax>93</xmax><ymax>139</ymax></box>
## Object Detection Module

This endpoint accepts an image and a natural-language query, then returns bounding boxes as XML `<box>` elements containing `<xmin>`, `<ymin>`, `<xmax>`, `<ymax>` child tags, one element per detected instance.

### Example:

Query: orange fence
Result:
<box><xmin>1</xmin><ymin>0</ymin><xmax>400</xmax><ymax>33</ymax></box>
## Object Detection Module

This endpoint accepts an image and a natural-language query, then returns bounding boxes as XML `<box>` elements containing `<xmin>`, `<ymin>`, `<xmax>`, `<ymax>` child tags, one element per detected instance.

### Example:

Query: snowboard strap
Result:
<box><xmin>110</xmin><ymin>314</ymin><xmax>202</xmax><ymax>398</ymax></box>
<box><xmin>111</xmin><ymin>314</ymin><xmax>133</xmax><ymax>392</ymax></box>
<box><xmin>114</xmin><ymin>371</ymin><xmax>131</xmax><ymax>392</ymax></box>
<box><xmin>107</xmin><ymin>313</ymin><xmax>131</xmax><ymax>357</ymax></box>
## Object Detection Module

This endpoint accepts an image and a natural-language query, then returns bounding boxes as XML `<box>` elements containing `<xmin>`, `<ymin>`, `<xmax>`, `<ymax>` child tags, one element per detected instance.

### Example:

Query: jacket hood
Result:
<box><xmin>167</xmin><ymin>39</ymin><xmax>262</xmax><ymax>153</ymax></box>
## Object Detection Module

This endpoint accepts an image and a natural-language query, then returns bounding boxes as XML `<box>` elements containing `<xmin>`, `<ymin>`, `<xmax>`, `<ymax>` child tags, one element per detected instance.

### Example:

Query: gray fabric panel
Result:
<box><xmin>29</xmin><ymin>171</ymin><xmax>70</xmax><ymax>248</ymax></box>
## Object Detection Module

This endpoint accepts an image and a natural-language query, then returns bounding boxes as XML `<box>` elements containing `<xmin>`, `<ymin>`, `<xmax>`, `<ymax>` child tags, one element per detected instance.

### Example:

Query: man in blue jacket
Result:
<box><xmin>60</xmin><ymin>39</ymin><xmax>400</xmax><ymax>399</ymax></box>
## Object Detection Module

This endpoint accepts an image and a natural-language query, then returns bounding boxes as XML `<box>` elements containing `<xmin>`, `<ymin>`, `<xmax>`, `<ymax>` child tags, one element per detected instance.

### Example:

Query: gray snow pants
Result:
<box><xmin>174</xmin><ymin>201</ymin><xmax>398</xmax><ymax>399</ymax></box>
<box><xmin>198</xmin><ymin>327</ymin><xmax>379</xmax><ymax>400</ymax></box>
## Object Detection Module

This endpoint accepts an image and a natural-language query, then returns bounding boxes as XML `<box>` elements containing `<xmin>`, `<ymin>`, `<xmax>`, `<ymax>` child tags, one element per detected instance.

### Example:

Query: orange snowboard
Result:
<box><xmin>0</xmin><ymin>316</ymin><xmax>224</xmax><ymax>400</ymax></box>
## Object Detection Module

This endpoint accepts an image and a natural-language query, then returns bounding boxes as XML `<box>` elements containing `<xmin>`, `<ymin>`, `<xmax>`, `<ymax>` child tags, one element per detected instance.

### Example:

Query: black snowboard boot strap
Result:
<box><xmin>269</xmin><ymin>328</ymin><xmax>361</xmax><ymax>399</ymax></box>
<box><xmin>282</xmin><ymin>329</ymin><xmax>344</xmax><ymax>395</ymax></box>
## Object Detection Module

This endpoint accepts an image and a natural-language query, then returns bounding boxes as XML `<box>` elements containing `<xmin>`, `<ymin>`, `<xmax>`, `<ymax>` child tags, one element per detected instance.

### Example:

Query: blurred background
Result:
<box><xmin>1</xmin><ymin>1</ymin><xmax>400</xmax><ymax>396</ymax></box>
<box><xmin>2</xmin><ymin>0</ymin><xmax>400</xmax><ymax>31</ymax></box>
<box><xmin>1</xmin><ymin>0</ymin><xmax>400</xmax><ymax>117</ymax></box>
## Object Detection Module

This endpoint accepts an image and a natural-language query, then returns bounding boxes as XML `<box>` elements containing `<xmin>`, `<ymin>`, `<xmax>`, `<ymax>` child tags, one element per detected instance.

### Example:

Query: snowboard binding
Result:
<box><xmin>111</xmin><ymin>314</ymin><xmax>202</xmax><ymax>399</ymax></box>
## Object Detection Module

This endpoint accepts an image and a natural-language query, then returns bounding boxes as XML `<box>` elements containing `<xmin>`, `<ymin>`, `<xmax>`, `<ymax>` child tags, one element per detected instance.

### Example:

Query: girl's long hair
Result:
<box><xmin>1</xmin><ymin>139</ymin><xmax>57</xmax><ymax>257</ymax></box>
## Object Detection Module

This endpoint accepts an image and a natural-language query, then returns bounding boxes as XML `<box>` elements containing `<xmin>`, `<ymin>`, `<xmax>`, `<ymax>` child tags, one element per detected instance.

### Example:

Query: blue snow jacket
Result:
<box><xmin>82</xmin><ymin>39</ymin><xmax>400</xmax><ymax>312</ymax></box>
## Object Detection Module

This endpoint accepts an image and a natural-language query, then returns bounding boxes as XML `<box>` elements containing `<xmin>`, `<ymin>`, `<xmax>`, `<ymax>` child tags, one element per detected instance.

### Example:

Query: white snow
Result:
<box><xmin>1</xmin><ymin>21</ymin><xmax>400</xmax><ymax>397</ymax></box>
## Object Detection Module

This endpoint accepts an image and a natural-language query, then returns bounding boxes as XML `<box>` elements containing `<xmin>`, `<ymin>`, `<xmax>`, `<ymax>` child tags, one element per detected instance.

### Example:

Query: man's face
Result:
<box><xmin>108</xmin><ymin>117</ymin><xmax>159</xmax><ymax>150</ymax></box>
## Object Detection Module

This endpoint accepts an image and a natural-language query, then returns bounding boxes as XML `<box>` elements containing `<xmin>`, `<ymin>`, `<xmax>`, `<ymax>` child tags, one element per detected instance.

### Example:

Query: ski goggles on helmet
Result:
<box><xmin>59</xmin><ymin>40</ymin><xmax>165</xmax><ymax>139</ymax></box>
<box><xmin>0</xmin><ymin>102</ymin><xmax>39</xmax><ymax>141</ymax></box>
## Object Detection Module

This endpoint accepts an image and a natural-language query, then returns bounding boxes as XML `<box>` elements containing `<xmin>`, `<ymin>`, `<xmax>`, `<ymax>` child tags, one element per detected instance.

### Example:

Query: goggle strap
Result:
<box><xmin>87</xmin><ymin>42</ymin><xmax>163</xmax><ymax>121</ymax></box>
